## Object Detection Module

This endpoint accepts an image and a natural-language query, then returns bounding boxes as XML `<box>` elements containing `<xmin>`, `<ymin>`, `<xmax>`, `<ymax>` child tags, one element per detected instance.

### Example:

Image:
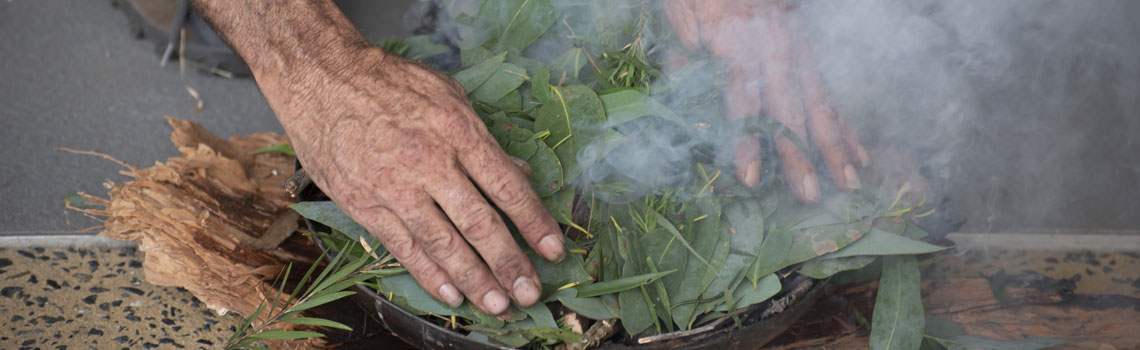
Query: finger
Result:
<box><xmin>354</xmin><ymin>206</ymin><xmax>465</xmax><ymax>309</ymax></box>
<box><xmin>459</xmin><ymin>139</ymin><xmax>565</xmax><ymax>263</ymax></box>
<box><xmin>799</xmin><ymin>67</ymin><xmax>860</xmax><ymax>191</ymax></box>
<box><xmin>839</xmin><ymin>116</ymin><xmax>871</xmax><ymax>167</ymax></box>
<box><xmin>756</xmin><ymin>5</ymin><xmax>820</xmax><ymax>204</ymax></box>
<box><xmin>663</xmin><ymin>0</ymin><xmax>702</xmax><ymax>50</ymax></box>
<box><xmin>395</xmin><ymin>197</ymin><xmax>513</xmax><ymax>315</ymax></box>
<box><xmin>509</xmin><ymin>156</ymin><xmax>532</xmax><ymax>177</ymax></box>
<box><xmin>732</xmin><ymin>134</ymin><xmax>763</xmax><ymax>188</ymax></box>
<box><xmin>431</xmin><ymin>176</ymin><xmax>542</xmax><ymax>307</ymax></box>
<box><xmin>774</xmin><ymin>135</ymin><xmax>821</xmax><ymax>204</ymax></box>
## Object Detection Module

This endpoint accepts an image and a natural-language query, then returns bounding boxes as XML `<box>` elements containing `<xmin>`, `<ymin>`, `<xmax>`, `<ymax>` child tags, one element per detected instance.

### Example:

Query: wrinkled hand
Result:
<box><xmin>268</xmin><ymin>47</ymin><xmax>565</xmax><ymax>315</ymax></box>
<box><xmin>665</xmin><ymin>0</ymin><xmax>870</xmax><ymax>203</ymax></box>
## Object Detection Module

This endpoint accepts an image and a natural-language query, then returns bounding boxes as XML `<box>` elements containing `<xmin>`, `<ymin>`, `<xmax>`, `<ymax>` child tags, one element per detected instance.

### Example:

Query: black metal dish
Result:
<box><xmin>297</xmin><ymin>176</ymin><xmax>826</xmax><ymax>350</ymax></box>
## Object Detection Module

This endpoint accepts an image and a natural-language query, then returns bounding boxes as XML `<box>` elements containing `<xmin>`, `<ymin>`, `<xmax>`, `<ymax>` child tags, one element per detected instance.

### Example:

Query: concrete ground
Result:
<box><xmin>0</xmin><ymin>0</ymin><xmax>414</xmax><ymax>234</ymax></box>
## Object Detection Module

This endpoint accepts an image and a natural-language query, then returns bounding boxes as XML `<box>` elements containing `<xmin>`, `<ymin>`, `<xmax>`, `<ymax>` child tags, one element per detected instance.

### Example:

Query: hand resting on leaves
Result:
<box><xmin>665</xmin><ymin>0</ymin><xmax>871</xmax><ymax>204</ymax></box>
<box><xmin>189</xmin><ymin>0</ymin><xmax>564</xmax><ymax>315</ymax></box>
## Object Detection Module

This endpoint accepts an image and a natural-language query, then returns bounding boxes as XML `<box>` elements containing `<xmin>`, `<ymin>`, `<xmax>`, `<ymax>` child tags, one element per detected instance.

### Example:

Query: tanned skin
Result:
<box><xmin>188</xmin><ymin>0</ymin><xmax>865</xmax><ymax>315</ymax></box>
<box><xmin>190</xmin><ymin>0</ymin><xmax>564</xmax><ymax>315</ymax></box>
<box><xmin>665</xmin><ymin>0</ymin><xmax>869</xmax><ymax>204</ymax></box>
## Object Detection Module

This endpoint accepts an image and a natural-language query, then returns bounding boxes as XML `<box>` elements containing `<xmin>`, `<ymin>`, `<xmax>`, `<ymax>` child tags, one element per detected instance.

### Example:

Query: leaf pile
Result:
<box><xmin>294</xmin><ymin>0</ymin><xmax>949</xmax><ymax>348</ymax></box>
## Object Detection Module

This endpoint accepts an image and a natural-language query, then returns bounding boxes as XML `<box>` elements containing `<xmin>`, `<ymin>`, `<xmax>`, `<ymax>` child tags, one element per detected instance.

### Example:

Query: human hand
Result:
<box><xmin>265</xmin><ymin>47</ymin><xmax>565</xmax><ymax>315</ymax></box>
<box><xmin>665</xmin><ymin>0</ymin><xmax>870</xmax><ymax>204</ymax></box>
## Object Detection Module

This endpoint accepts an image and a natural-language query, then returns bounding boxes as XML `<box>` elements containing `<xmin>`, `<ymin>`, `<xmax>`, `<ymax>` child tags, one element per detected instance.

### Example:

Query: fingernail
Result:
<box><xmin>802</xmin><ymin>173</ymin><xmax>821</xmax><ymax>203</ymax></box>
<box><xmin>742</xmin><ymin>161</ymin><xmax>761</xmax><ymax>188</ymax></box>
<box><xmin>483</xmin><ymin>290</ymin><xmax>510</xmax><ymax>315</ymax></box>
<box><xmin>539</xmin><ymin>235</ymin><xmax>565</xmax><ymax>263</ymax></box>
<box><xmin>844</xmin><ymin>164</ymin><xmax>862</xmax><ymax>190</ymax></box>
<box><xmin>512</xmin><ymin>276</ymin><xmax>541</xmax><ymax>306</ymax></box>
<box><xmin>856</xmin><ymin>145</ymin><xmax>871</xmax><ymax>167</ymax></box>
<box><xmin>439</xmin><ymin>283</ymin><xmax>463</xmax><ymax>308</ymax></box>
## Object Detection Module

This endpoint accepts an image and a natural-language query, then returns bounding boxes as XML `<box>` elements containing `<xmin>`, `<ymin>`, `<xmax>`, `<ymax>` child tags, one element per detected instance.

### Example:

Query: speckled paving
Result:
<box><xmin>0</xmin><ymin>247</ymin><xmax>244</xmax><ymax>350</ymax></box>
<box><xmin>927</xmin><ymin>249</ymin><xmax>1140</xmax><ymax>298</ymax></box>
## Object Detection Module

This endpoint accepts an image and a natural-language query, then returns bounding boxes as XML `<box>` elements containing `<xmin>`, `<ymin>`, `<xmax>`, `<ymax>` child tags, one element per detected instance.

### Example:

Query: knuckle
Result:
<box><xmin>384</xmin><ymin>235</ymin><xmax>422</xmax><ymax>264</ymax></box>
<box><xmin>456</xmin><ymin>206</ymin><xmax>502</xmax><ymax>241</ymax></box>
<box><xmin>512</xmin><ymin>210</ymin><xmax>547</xmax><ymax>236</ymax></box>
<box><xmin>490</xmin><ymin>176</ymin><xmax>529</xmax><ymax>206</ymax></box>
<box><xmin>491</xmin><ymin>256</ymin><xmax>527</xmax><ymax>281</ymax></box>
<box><xmin>421</xmin><ymin>231</ymin><xmax>459</xmax><ymax>255</ymax></box>
<box><xmin>451</xmin><ymin>264</ymin><xmax>483</xmax><ymax>288</ymax></box>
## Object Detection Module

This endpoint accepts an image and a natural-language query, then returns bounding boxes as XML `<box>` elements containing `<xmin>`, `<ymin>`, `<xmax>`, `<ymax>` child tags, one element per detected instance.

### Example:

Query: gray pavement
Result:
<box><xmin>0</xmin><ymin>0</ymin><xmax>412</xmax><ymax>233</ymax></box>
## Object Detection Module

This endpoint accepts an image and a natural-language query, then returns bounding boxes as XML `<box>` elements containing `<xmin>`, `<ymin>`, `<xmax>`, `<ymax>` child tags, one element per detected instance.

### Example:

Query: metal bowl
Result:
<box><xmin>298</xmin><ymin>180</ymin><xmax>825</xmax><ymax>350</ymax></box>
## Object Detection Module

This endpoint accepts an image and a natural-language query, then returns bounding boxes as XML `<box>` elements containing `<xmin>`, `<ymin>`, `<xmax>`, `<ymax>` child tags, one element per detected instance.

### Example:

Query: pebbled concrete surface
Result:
<box><xmin>0</xmin><ymin>247</ymin><xmax>245</xmax><ymax>349</ymax></box>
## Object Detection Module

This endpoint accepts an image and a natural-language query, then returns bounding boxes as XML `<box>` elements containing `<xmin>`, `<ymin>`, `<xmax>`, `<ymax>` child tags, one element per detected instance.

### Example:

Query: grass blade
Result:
<box><xmin>248</xmin><ymin>330</ymin><xmax>326</xmax><ymax>340</ymax></box>
<box><xmin>281</xmin><ymin>291</ymin><xmax>356</xmax><ymax>318</ymax></box>
<box><xmin>648</xmin><ymin>211</ymin><xmax>711</xmax><ymax>268</ymax></box>
<box><xmin>281</xmin><ymin>317</ymin><xmax>353</xmax><ymax>331</ymax></box>
<box><xmin>575</xmin><ymin>270</ymin><xmax>675</xmax><ymax>298</ymax></box>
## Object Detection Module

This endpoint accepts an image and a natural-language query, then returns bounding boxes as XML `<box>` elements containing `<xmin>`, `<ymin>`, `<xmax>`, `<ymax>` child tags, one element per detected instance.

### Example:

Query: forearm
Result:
<box><xmin>188</xmin><ymin>0</ymin><xmax>386</xmax><ymax>130</ymax></box>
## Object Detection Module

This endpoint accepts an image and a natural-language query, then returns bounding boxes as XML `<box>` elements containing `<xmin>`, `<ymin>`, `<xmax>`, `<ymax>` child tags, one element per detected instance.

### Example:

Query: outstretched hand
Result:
<box><xmin>287</xmin><ymin>50</ymin><xmax>565</xmax><ymax>315</ymax></box>
<box><xmin>191</xmin><ymin>0</ymin><xmax>565</xmax><ymax>316</ymax></box>
<box><xmin>665</xmin><ymin>0</ymin><xmax>870</xmax><ymax>203</ymax></box>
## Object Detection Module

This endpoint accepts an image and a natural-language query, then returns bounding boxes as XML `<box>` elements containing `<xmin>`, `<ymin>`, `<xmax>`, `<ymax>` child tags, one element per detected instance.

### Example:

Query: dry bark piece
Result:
<box><xmin>70</xmin><ymin>116</ymin><xmax>333</xmax><ymax>348</ymax></box>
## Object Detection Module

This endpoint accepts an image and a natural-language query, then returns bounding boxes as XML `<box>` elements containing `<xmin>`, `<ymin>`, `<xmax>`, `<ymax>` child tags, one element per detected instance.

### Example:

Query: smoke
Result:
<box><xmin>792</xmin><ymin>0</ymin><xmax>1140</xmax><ymax>230</ymax></box>
<box><xmin>416</xmin><ymin>0</ymin><xmax>1140</xmax><ymax>231</ymax></box>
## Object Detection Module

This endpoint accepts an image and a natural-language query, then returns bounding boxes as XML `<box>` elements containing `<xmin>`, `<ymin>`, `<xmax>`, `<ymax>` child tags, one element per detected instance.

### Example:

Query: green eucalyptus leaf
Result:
<box><xmin>460</xmin><ymin>46</ymin><xmax>494</xmax><ymax>67</ymax></box>
<box><xmin>827</xmin><ymin>228</ymin><xmax>947</xmax><ymax>259</ymax></box>
<box><xmin>799</xmin><ymin>255</ymin><xmax>878</xmax><ymax>279</ymax></box>
<box><xmin>541</xmin><ymin>189</ymin><xmax>575</xmax><ymax>225</ymax></box>
<box><xmin>748</xmin><ymin>226</ymin><xmax>793</xmax><ymax>286</ymax></box>
<box><xmin>781</xmin><ymin>220</ymin><xmax>873</xmax><ymax>268</ymax></box>
<box><xmin>642</xmin><ymin>226</ymin><xmax>688</xmax><ymax>301</ymax></box>
<box><xmin>290</xmin><ymin>202</ymin><xmax>380</xmax><ymax>253</ymax></box>
<box><xmin>599</xmin><ymin>89</ymin><xmax>683</xmax><ymax>126</ymax></box>
<box><xmin>700</xmin><ymin>252</ymin><xmax>752</xmax><ymax>303</ymax></box>
<box><xmin>378</xmin><ymin>274</ymin><xmax>471</xmax><ymax>317</ymax></box>
<box><xmin>488</xmin><ymin>89</ymin><xmax>523</xmax><ymax>112</ymax></box>
<box><xmin>533</xmin><ymin>84</ymin><xmax>606</xmax><ymax>180</ymax></box>
<box><xmin>531</xmin><ymin>238</ymin><xmax>592</xmax><ymax>288</ymax></box>
<box><xmin>521</xmin><ymin>302</ymin><xmax>558</xmax><ymax>328</ymax></box>
<box><xmin>531</xmin><ymin>68</ymin><xmax>552</xmax><ymax>103</ymax></box>
<box><xmin>869</xmin><ymin>255</ymin><xmax>925</xmax><ymax>350</ymax></box>
<box><xmin>574</xmin><ymin>270</ymin><xmax>675</xmax><ymax>298</ymax></box>
<box><xmin>669</xmin><ymin>197</ymin><xmax>724</xmax><ymax>329</ymax></box>
<box><xmin>466</xmin><ymin>0</ymin><xmax>557</xmax><ymax>52</ymax></box>
<box><xmin>924</xmin><ymin>315</ymin><xmax>965</xmax><ymax>339</ymax></box>
<box><xmin>723</xmin><ymin>198</ymin><xmax>767</xmax><ymax>255</ymax></box>
<box><xmin>470</xmin><ymin>63</ymin><xmax>528</xmax><ymax>104</ymax></box>
<box><xmin>714</xmin><ymin>273</ymin><xmax>780</xmax><ymax>312</ymax></box>
<box><xmin>618</xmin><ymin>262</ymin><xmax>655</xmax><ymax>336</ymax></box>
<box><xmin>558</xmin><ymin>296</ymin><xmax>618</xmax><ymax>320</ymax></box>
<box><xmin>904</xmin><ymin>223</ymin><xmax>931</xmax><ymax>240</ymax></box>
<box><xmin>400</xmin><ymin>35</ymin><xmax>451</xmax><ymax>60</ymax></box>
<box><xmin>452</xmin><ymin>51</ymin><xmax>507</xmax><ymax>91</ymax></box>
<box><xmin>551</xmin><ymin>47</ymin><xmax>589</xmax><ymax>82</ymax></box>
<box><xmin>523</xmin><ymin>135</ymin><xmax>564</xmax><ymax>197</ymax></box>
